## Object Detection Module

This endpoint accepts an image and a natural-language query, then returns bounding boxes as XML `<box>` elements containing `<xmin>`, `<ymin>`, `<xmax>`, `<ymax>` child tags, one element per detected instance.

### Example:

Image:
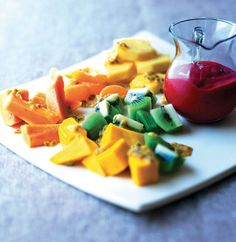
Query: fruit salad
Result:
<box><xmin>0</xmin><ymin>38</ymin><xmax>193</xmax><ymax>186</ymax></box>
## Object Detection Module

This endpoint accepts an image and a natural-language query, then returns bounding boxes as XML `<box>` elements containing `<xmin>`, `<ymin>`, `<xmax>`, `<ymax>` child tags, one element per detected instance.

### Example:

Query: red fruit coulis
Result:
<box><xmin>164</xmin><ymin>61</ymin><xmax>236</xmax><ymax>123</ymax></box>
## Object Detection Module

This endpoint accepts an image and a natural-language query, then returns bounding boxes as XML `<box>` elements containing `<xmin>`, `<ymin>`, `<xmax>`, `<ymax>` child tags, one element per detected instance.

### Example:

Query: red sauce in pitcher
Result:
<box><xmin>164</xmin><ymin>61</ymin><xmax>236</xmax><ymax>123</ymax></box>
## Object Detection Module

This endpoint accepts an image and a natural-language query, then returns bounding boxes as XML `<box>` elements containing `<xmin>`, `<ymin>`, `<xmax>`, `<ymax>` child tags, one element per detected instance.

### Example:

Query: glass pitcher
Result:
<box><xmin>164</xmin><ymin>17</ymin><xmax>236</xmax><ymax>123</ymax></box>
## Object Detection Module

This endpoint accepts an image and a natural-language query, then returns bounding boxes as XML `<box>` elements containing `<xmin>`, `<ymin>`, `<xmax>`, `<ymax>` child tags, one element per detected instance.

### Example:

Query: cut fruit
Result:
<box><xmin>105</xmin><ymin>62</ymin><xmax>137</xmax><ymax>83</ymax></box>
<box><xmin>31</xmin><ymin>92</ymin><xmax>47</xmax><ymax>108</ymax></box>
<box><xmin>65</xmin><ymin>84</ymin><xmax>90</xmax><ymax>105</ymax></box>
<box><xmin>65</xmin><ymin>67</ymin><xmax>108</xmax><ymax>84</ymax></box>
<box><xmin>135</xmin><ymin>55</ymin><xmax>171</xmax><ymax>74</ymax></box>
<box><xmin>136</xmin><ymin>110</ymin><xmax>159</xmax><ymax>132</ymax></box>
<box><xmin>124</xmin><ymin>87</ymin><xmax>157</xmax><ymax>107</ymax></box>
<box><xmin>100</xmin><ymin>123</ymin><xmax>144</xmax><ymax>150</ymax></box>
<box><xmin>58</xmin><ymin>117</ymin><xmax>87</xmax><ymax>146</ymax></box>
<box><xmin>82</xmin><ymin>112</ymin><xmax>107</xmax><ymax>140</ymax></box>
<box><xmin>150</xmin><ymin>104</ymin><xmax>183</xmax><ymax>133</ymax></box>
<box><xmin>130</xmin><ymin>73</ymin><xmax>166</xmax><ymax>94</ymax></box>
<box><xmin>46</xmin><ymin>75</ymin><xmax>68</xmax><ymax>122</ymax></box>
<box><xmin>21</xmin><ymin>124</ymin><xmax>59</xmax><ymax>148</ymax></box>
<box><xmin>82</xmin><ymin>82</ymin><xmax>106</xmax><ymax>96</ymax></box>
<box><xmin>96</xmin><ymin>138</ymin><xmax>129</xmax><ymax>176</ymax></box>
<box><xmin>115</xmin><ymin>38</ymin><xmax>158</xmax><ymax>62</ymax></box>
<box><xmin>124</xmin><ymin>87</ymin><xmax>150</xmax><ymax>104</ymax></box>
<box><xmin>3</xmin><ymin>92</ymin><xmax>59</xmax><ymax>125</ymax></box>
<box><xmin>113</xmin><ymin>114</ymin><xmax>144</xmax><ymax>132</ymax></box>
<box><xmin>82</xmin><ymin>154</ymin><xmax>106</xmax><ymax>176</ymax></box>
<box><xmin>127</xmin><ymin>96</ymin><xmax>152</xmax><ymax>120</ymax></box>
<box><xmin>99</xmin><ymin>85</ymin><xmax>128</xmax><ymax>98</ymax></box>
<box><xmin>144</xmin><ymin>132</ymin><xmax>171</xmax><ymax>151</ymax></box>
<box><xmin>155</xmin><ymin>144</ymin><xmax>184</xmax><ymax>173</ymax></box>
<box><xmin>95</xmin><ymin>99</ymin><xmax>119</xmax><ymax>123</ymax></box>
<box><xmin>128</xmin><ymin>144</ymin><xmax>159</xmax><ymax>186</ymax></box>
<box><xmin>0</xmin><ymin>89</ymin><xmax>29</xmax><ymax>126</ymax></box>
<box><xmin>50</xmin><ymin>135</ymin><xmax>92</xmax><ymax>165</ymax></box>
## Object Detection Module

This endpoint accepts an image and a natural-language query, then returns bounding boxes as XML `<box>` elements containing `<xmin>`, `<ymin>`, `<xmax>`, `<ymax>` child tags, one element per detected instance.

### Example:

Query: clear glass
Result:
<box><xmin>164</xmin><ymin>17</ymin><xmax>236</xmax><ymax>123</ymax></box>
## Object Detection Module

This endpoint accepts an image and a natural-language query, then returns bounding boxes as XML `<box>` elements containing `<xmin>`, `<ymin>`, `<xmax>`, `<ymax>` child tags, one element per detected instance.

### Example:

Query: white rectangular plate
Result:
<box><xmin>0</xmin><ymin>31</ymin><xmax>236</xmax><ymax>212</ymax></box>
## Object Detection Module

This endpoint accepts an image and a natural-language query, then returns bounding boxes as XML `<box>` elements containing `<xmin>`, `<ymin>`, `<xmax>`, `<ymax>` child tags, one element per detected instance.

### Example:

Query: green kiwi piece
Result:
<box><xmin>106</xmin><ymin>94</ymin><xmax>125</xmax><ymax>114</ymax></box>
<box><xmin>155</xmin><ymin>144</ymin><xmax>185</xmax><ymax>173</ymax></box>
<box><xmin>82</xmin><ymin>112</ymin><xmax>107</xmax><ymax>140</ymax></box>
<box><xmin>150</xmin><ymin>104</ymin><xmax>183</xmax><ymax>133</ymax></box>
<box><xmin>144</xmin><ymin>132</ymin><xmax>171</xmax><ymax>151</ymax></box>
<box><xmin>136</xmin><ymin>110</ymin><xmax>159</xmax><ymax>132</ymax></box>
<box><xmin>127</xmin><ymin>96</ymin><xmax>152</xmax><ymax>120</ymax></box>
<box><xmin>124</xmin><ymin>88</ymin><xmax>150</xmax><ymax>104</ymax></box>
<box><xmin>113</xmin><ymin>114</ymin><xmax>144</xmax><ymax>132</ymax></box>
<box><xmin>95</xmin><ymin>100</ymin><xmax>119</xmax><ymax>123</ymax></box>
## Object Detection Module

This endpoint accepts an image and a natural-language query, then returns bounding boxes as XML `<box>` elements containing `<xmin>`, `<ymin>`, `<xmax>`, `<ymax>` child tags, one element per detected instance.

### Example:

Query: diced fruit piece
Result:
<box><xmin>65</xmin><ymin>67</ymin><xmax>108</xmax><ymax>84</ymax></box>
<box><xmin>82</xmin><ymin>154</ymin><xmax>106</xmax><ymax>176</ymax></box>
<box><xmin>31</xmin><ymin>92</ymin><xmax>47</xmax><ymax>108</ymax></box>
<box><xmin>105</xmin><ymin>62</ymin><xmax>137</xmax><ymax>83</ymax></box>
<box><xmin>128</xmin><ymin>144</ymin><xmax>159</xmax><ymax>186</ymax></box>
<box><xmin>65</xmin><ymin>84</ymin><xmax>90</xmax><ymax>105</ymax></box>
<box><xmin>3</xmin><ymin>92</ymin><xmax>59</xmax><ymax>124</ymax></box>
<box><xmin>155</xmin><ymin>144</ymin><xmax>184</xmax><ymax>173</ymax></box>
<box><xmin>100</xmin><ymin>123</ymin><xmax>144</xmax><ymax>149</ymax></box>
<box><xmin>50</xmin><ymin>135</ymin><xmax>92</xmax><ymax>165</ymax></box>
<box><xmin>95</xmin><ymin>99</ymin><xmax>119</xmax><ymax>123</ymax></box>
<box><xmin>105</xmin><ymin>94</ymin><xmax>125</xmax><ymax>114</ymax></box>
<box><xmin>83</xmin><ymin>82</ymin><xmax>105</xmax><ymax>96</ymax></box>
<box><xmin>127</xmin><ymin>96</ymin><xmax>152</xmax><ymax>120</ymax></box>
<box><xmin>124</xmin><ymin>87</ymin><xmax>150</xmax><ymax>104</ymax></box>
<box><xmin>58</xmin><ymin>117</ymin><xmax>86</xmax><ymax>146</ymax></box>
<box><xmin>124</xmin><ymin>87</ymin><xmax>156</xmax><ymax>107</ymax></box>
<box><xmin>99</xmin><ymin>85</ymin><xmax>128</xmax><ymax>98</ymax></box>
<box><xmin>135</xmin><ymin>55</ymin><xmax>171</xmax><ymax>74</ymax></box>
<box><xmin>115</xmin><ymin>39</ymin><xmax>158</xmax><ymax>62</ymax></box>
<box><xmin>113</xmin><ymin>114</ymin><xmax>144</xmax><ymax>132</ymax></box>
<box><xmin>136</xmin><ymin>110</ymin><xmax>159</xmax><ymax>132</ymax></box>
<box><xmin>46</xmin><ymin>75</ymin><xmax>68</xmax><ymax>122</ymax></box>
<box><xmin>82</xmin><ymin>112</ymin><xmax>107</xmax><ymax>140</ymax></box>
<box><xmin>21</xmin><ymin>124</ymin><xmax>59</xmax><ymax>147</ymax></box>
<box><xmin>150</xmin><ymin>104</ymin><xmax>183</xmax><ymax>133</ymax></box>
<box><xmin>0</xmin><ymin>89</ymin><xmax>29</xmax><ymax>126</ymax></box>
<box><xmin>130</xmin><ymin>73</ymin><xmax>165</xmax><ymax>94</ymax></box>
<box><xmin>144</xmin><ymin>132</ymin><xmax>171</xmax><ymax>151</ymax></box>
<box><xmin>96</xmin><ymin>139</ymin><xmax>129</xmax><ymax>176</ymax></box>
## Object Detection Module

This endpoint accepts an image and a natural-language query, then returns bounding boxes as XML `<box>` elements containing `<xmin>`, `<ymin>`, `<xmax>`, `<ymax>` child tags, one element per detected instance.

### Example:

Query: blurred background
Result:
<box><xmin>0</xmin><ymin>0</ymin><xmax>235</xmax><ymax>89</ymax></box>
<box><xmin>0</xmin><ymin>1</ymin><xmax>236</xmax><ymax>242</ymax></box>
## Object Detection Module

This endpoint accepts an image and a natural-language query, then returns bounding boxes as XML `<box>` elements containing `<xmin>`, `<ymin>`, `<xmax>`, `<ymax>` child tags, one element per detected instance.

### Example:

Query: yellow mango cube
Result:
<box><xmin>82</xmin><ymin>154</ymin><xmax>106</xmax><ymax>177</ymax></box>
<box><xmin>128</xmin><ymin>145</ymin><xmax>159</xmax><ymax>186</ymax></box>
<box><xmin>58</xmin><ymin>117</ymin><xmax>87</xmax><ymax>146</ymax></box>
<box><xmin>96</xmin><ymin>139</ymin><xmax>129</xmax><ymax>176</ymax></box>
<box><xmin>50</xmin><ymin>135</ymin><xmax>92</xmax><ymax>165</ymax></box>
<box><xmin>100</xmin><ymin>124</ymin><xmax>144</xmax><ymax>150</ymax></box>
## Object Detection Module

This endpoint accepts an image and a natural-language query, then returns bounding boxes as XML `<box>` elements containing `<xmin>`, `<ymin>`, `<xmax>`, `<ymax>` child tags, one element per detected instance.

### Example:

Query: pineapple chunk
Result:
<box><xmin>105</xmin><ymin>62</ymin><xmax>137</xmax><ymax>84</ymax></box>
<box><xmin>115</xmin><ymin>39</ymin><xmax>158</xmax><ymax>62</ymax></box>
<box><xmin>136</xmin><ymin>55</ymin><xmax>171</xmax><ymax>74</ymax></box>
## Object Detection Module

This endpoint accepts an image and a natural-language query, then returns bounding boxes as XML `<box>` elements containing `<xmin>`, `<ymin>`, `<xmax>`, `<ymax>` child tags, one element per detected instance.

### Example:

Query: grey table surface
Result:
<box><xmin>0</xmin><ymin>0</ymin><xmax>236</xmax><ymax>242</ymax></box>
